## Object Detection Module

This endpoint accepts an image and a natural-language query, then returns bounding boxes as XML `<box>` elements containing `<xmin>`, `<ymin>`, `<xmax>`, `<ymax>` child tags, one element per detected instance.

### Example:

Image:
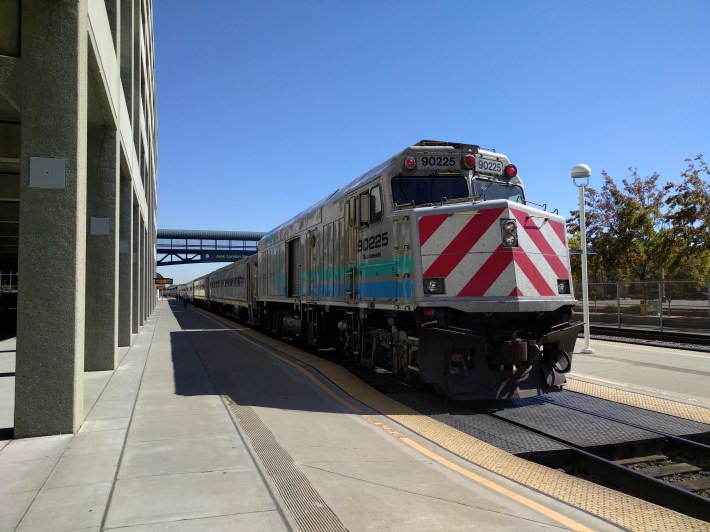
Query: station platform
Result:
<box><xmin>1</xmin><ymin>300</ymin><xmax>709</xmax><ymax>531</ymax></box>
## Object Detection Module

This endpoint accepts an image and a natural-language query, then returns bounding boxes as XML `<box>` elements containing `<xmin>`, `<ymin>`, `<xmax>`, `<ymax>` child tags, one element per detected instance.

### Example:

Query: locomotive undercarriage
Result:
<box><xmin>415</xmin><ymin>307</ymin><xmax>582</xmax><ymax>399</ymax></box>
<box><xmin>253</xmin><ymin>302</ymin><xmax>422</xmax><ymax>384</ymax></box>
<box><xmin>247</xmin><ymin>300</ymin><xmax>581</xmax><ymax>401</ymax></box>
<box><xmin>334</xmin><ymin>305</ymin><xmax>582</xmax><ymax>400</ymax></box>
<box><xmin>337</xmin><ymin>311</ymin><xmax>421</xmax><ymax>385</ymax></box>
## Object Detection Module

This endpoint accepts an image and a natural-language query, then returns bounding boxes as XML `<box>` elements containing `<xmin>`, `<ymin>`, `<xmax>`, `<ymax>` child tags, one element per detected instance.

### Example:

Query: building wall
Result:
<box><xmin>0</xmin><ymin>0</ymin><xmax>157</xmax><ymax>437</ymax></box>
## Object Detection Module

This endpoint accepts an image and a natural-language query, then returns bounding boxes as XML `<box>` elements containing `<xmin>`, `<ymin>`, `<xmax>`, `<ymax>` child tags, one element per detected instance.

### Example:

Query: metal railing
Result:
<box><xmin>0</xmin><ymin>272</ymin><xmax>18</xmax><ymax>311</ymax></box>
<box><xmin>573</xmin><ymin>280</ymin><xmax>710</xmax><ymax>333</ymax></box>
<box><xmin>0</xmin><ymin>272</ymin><xmax>17</xmax><ymax>293</ymax></box>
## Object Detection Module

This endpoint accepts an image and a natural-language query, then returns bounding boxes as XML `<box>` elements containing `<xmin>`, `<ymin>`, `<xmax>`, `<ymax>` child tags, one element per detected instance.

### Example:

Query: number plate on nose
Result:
<box><xmin>417</xmin><ymin>154</ymin><xmax>460</xmax><ymax>169</ymax></box>
<box><xmin>476</xmin><ymin>157</ymin><xmax>503</xmax><ymax>176</ymax></box>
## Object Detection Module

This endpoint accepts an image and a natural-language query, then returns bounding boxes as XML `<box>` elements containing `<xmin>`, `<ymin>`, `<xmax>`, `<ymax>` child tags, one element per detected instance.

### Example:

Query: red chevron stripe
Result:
<box><xmin>418</xmin><ymin>214</ymin><xmax>448</xmax><ymax>247</ymax></box>
<box><xmin>550</xmin><ymin>219</ymin><xmax>567</xmax><ymax>245</ymax></box>
<box><xmin>513</xmin><ymin>249</ymin><xmax>556</xmax><ymax>296</ymax></box>
<box><xmin>512</xmin><ymin>210</ymin><xmax>569</xmax><ymax>279</ymax></box>
<box><xmin>423</xmin><ymin>208</ymin><xmax>504</xmax><ymax>279</ymax></box>
<box><xmin>457</xmin><ymin>246</ymin><xmax>514</xmax><ymax>296</ymax></box>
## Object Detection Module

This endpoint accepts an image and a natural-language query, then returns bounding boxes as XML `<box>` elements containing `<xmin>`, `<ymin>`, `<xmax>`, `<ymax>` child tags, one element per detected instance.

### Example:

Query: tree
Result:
<box><xmin>567</xmin><ymin>168</ymin><xmax>667</xmax><ymax>282</ymax></box>
<box><xmin>663</xmin><ymin>155</ymin><xmax>710</xmax><ymax>280</ymax></box>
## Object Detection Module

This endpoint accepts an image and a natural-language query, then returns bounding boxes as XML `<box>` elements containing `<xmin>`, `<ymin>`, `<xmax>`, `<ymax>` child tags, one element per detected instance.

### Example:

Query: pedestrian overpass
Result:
<box><xmin>157</xmin><ymin>229</ymin><xmax>265</xmax><ymax>266</ymax></box>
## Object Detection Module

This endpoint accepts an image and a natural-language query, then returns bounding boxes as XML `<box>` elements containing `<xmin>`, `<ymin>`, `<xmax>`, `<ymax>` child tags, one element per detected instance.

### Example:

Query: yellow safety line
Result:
<box><xmin>566</xmin><ymin>376</ymin><xmax>710</xmax><ymax>424</ymax></box>
<box><xmin>570</xmin><ymin>372</ymin><xmax>710</xmax><ymax>407</ymax></box>
<box><xmin>382</xmin><ymin>426</ymin><xmax>594</xmax><ymax>532</ymax></box>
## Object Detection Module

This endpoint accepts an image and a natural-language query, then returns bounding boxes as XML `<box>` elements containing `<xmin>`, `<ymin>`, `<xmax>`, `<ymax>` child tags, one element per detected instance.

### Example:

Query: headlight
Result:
<box><xmin>557</xmin><ymin>280</ymin><xmax>570</xmax><ymax>294</ymax></box>
<box><xmin>423</xmin><ymin>278</ymin><xmax>445</xmax><ymax>295</ymax></box>
<box><xmin>500</xmin><ymin>219</ymin><xmax>518</xmax><ymax>247</ymax></box>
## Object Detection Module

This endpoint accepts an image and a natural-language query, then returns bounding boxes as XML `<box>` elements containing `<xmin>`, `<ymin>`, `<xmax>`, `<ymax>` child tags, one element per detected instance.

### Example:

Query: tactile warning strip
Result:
<box><xmin>566</xmin><ymin>378</ymin><xmax>710</xmax><ymax>425</ymax></box>
<box><xmin>224</xmin><ymin>396</ymin><xmax>347</xmax><ymax>532</ymax></box>
<box><xmin>236</xmin><ymin>327</ymin><xmax>708</xmax><ymax>531</ymax></box>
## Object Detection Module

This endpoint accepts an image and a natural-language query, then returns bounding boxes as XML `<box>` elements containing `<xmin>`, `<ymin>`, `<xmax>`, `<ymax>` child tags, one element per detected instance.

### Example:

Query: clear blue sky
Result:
<box><xmin>154</xmin><ymin>0</ymin><xmax>709</xmax><ymax>284</ymax></box>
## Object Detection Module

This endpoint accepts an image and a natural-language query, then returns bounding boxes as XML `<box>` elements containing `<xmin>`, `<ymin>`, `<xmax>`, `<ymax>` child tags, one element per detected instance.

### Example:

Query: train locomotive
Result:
<box><xmin>189</xmin><ymin>140</ymin><xmax>583</xmax><ymax>400</ymax></box>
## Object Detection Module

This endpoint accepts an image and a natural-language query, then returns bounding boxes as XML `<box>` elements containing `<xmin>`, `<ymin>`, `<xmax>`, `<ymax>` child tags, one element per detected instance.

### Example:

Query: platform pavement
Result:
<box><xmin>570</xmin><ymin>337</ymin><xmax>710</xmax><ymax>406</ymax></box>
<box><xmin>0</xmin><ymin>302</ymin><xmax>705</xmax><ymax>531</ymax></box>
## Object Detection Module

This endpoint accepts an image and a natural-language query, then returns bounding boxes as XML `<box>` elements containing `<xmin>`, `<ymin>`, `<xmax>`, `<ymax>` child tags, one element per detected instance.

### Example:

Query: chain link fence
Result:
<box><xmin>573</xmin><ymin>280</ymin><xmax>710</xmax><ymax>333</ymax></box>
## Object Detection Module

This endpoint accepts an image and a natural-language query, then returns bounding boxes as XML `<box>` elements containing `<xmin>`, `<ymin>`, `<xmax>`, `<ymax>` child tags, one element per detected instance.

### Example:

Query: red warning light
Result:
<box><xmin>504</xmin><ymin>164</ymin><xmax>518</xmax><ymax>178</ymax></box>
<box><xmin>464</xmin><ymin>154</ymin><xmax>476</xmax><ymax>169</ymax></box>
<box><xmin>403</xmin><ymin>156</ymin><xmax>416</xmax><ymax>170</ymax></box>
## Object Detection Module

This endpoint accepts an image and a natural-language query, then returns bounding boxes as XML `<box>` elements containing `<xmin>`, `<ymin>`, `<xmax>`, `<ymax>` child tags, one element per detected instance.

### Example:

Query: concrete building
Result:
<box><xmin>0</xmin><ymin>0</ymin><xmax>157</xmax><ymax>437</ymax></box>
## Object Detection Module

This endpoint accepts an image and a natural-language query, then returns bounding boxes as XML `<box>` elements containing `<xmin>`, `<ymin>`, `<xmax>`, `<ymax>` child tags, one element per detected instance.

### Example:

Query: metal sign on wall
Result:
<box><xmin>155</xmin><ymin>278</ymin><xmax>173</xmax><ymax>285</ymax></box>
<box><xmin>201</xmin><ymin>252</ymin><xmax>251</xmax><ymax>262</ymax></box>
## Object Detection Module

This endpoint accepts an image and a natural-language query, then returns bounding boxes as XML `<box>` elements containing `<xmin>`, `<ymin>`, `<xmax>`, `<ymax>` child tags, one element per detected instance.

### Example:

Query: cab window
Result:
<box><xmin>473</xmin><ymin>179</ymin><xmax>525</xmax><ymax>203</ymax></box>
<box><xmin>391</xmin><ymin>176</ymin><xmax>469</xmax><ymax>206</ymax></box>
<box><xmin>370</xmin><ymin>186</ymin><xmax>383</xmax><ymax>223</ymax></box>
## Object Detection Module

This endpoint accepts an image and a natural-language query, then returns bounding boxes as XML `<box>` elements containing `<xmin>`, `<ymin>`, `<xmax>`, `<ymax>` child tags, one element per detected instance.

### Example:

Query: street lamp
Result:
<box><xmin>572</xmin><ymin>164</ymin><xmax>594</xmax><ymax>354</ymax></box>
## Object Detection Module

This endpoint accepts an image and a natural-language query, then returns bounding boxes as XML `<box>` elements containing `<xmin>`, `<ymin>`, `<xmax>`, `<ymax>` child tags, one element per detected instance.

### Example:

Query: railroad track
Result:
<box><xmin>589</xmin><ymin>325</ymin><xmax>710</xmax><ymax>347</ymax></box>
<box><xmin>478</xmin><ymin>399</ymin><xmax>710</xmax><ymax>521</ymax></box>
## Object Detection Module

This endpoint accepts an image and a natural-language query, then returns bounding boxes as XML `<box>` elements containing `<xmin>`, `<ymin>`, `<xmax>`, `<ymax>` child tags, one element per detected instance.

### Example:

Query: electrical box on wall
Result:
<box><xmin>90</xmin><ymin>217</ymin><xmax>110</xmax><ymax>235</ymax></box>
<box><xmin>29</xmin><ymin>157</ymin><xmax>66</xmax><ymax>189</ymax></box>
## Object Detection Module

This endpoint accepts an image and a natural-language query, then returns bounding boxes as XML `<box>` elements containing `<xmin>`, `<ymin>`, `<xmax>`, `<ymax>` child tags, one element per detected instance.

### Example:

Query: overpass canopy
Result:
<box><xmin>157</xmin><ymin>229</ymin><xmax>265</xmax><ymax>241</ymax></box>
<box><xmin>157</xmin><ymin>229</ymin><xmax>265</xmax><ymax>266</ymax></box>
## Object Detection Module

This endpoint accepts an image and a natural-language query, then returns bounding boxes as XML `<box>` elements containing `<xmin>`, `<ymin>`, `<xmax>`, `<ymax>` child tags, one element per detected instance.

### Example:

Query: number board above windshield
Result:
<box><xmin>417</xmin><ymin>153</ymin><xmax>460</xmax><ymax>170</ymax></box>
<box><xmin>476</xmin><ymin>157</ymin><xmax>503</xmax><ymax>176</ymax></box>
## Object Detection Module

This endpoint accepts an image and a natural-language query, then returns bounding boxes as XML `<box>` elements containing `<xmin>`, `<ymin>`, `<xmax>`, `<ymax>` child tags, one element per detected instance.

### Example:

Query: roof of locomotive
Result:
<box><xmin>261</xmin><ymin>140</ymin><xmax>480</xmax><ymax>242</ymax></box>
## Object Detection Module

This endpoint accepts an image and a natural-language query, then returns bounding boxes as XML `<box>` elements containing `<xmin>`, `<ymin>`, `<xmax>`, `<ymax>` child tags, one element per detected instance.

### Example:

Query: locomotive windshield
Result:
<box><xmin>391</xmin><ymin>175</ymin><xmax>469</xmax><ymax>206</ymax></box>
<box><xmin>473</xmin><ymin>178</ymin><xmax>525</xmax><ymax>204</ymax></box>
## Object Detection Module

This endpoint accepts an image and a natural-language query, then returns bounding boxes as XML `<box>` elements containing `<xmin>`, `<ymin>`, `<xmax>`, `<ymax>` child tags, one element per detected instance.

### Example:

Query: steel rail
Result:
<box><xmin>589</xmin><ymin>325</ymin><xmax>710</xmax><ymax>347</ymax></box>
<box><xmin>478</xmin><ymin>395</ymin><xmax>710</xmax><ymax>521</ymax></box>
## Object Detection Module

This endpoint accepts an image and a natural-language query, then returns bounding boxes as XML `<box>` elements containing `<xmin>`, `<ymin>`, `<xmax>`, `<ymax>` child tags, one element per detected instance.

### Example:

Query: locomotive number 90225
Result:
<box><xmin>419</xmin><ymin>155</ymin><xmax>457</xmax><ymax>168</ymax></box>
<box><xmin>357</xmin><ymin>232</ymin><xmax>389</xmax><ymax>252</ymax></box>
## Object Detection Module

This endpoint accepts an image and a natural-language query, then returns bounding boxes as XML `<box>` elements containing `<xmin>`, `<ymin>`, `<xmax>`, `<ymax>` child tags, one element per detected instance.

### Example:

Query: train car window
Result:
<box><xmin>391</xmin><ymin>176</ymin><xmax>469</xmax><ymax>206</ymax></box>
<box><xmin>349</xmin><ymin>197</ymin><xmax>356</xmax><ymax>227</ymax></box>
<box><xmin>359</xmin><ymin>191</ymin><xmax>370</xmax><ymax>226</ymax></box>
<box><xmin>370</xmin><ymin>186</ymin><xmax>383</xmax><ymax>223</ymax></box>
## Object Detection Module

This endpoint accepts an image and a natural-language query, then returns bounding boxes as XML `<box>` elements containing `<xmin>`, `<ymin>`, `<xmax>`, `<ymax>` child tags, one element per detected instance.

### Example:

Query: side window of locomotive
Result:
<box><xmin>370</xmin><ymin>185</ymin><xmax>383</xmax><ymax>223</ymax></box>
<box><xmin>349</xmin><ymin>197</ymin><xmax>356</xmax><ymax>227</ymax></box>
<box><xmin>359</xmin><ymin>191</ymin><xmax>370</xmax><ymax>226</ymax></box>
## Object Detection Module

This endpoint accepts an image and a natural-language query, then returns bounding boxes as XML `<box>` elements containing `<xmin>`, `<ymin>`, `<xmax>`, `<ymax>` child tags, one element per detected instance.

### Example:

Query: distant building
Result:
<box><xmin>0</xmin><ymin>0</ymin><xmax>157</xmax><ymax>437</ymax></box>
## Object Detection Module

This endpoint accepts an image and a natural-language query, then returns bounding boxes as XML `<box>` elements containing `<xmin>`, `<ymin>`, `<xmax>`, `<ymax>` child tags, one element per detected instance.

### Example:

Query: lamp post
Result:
<box><xmin>572</xmin><ymin>164</ymin><xmax>594</xmax><ymax>354</ymax></box>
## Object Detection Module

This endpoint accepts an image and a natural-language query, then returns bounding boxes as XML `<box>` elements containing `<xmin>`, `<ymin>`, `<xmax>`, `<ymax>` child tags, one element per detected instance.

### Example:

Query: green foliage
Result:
<box><xmin>567</xmin><ymin>155</ymin><xmax>708</xmax><ymax>282</ymax></box>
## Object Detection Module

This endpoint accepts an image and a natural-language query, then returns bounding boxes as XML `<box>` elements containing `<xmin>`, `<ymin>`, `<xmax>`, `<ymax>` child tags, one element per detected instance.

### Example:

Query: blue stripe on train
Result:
<box><xmin>303</xmin><ymin>279</ymin><xmax>414</xmax><ymax>300</ymax></box>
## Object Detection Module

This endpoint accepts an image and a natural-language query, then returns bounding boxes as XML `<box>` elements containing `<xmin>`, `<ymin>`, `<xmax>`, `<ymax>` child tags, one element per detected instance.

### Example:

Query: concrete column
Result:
<box><xmin>139</xmin><ymin>217</ymin><xmax>145</xmax><ymax>325</ymax></box>
<box><xmin>143</xmin><ymin>224</ymin><xmax>149</xmax><ymax>318</ymax></box>
<box><xmin>131</xmin><ymin>201</ymin><xmax>139</xmax><ymax>333</ymax></box>
<box><xmin>119</xmin><ymin>0</ymin><xmax>133</xmax><ymax>113</ymax></box>
<box><xmin>118</xmin><ymin>174</ymin><xmax>133</xmax><ymax>346</ymax></box>
<box><xmin>15</xmin><ymin>0</ymin><xmax>88</xmax><ymax>437</ymax></box>
<box><xmin>84</xmin><ymin>127</ymin><xmax>119</xmax><ymax>370</ymax></box>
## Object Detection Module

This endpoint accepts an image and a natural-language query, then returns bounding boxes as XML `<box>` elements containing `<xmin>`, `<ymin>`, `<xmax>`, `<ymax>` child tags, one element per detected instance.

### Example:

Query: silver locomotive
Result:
<box><xmin>191</xmin><ymin>140</ymin><xmax>582</xmax><ymax>400</ymax></box>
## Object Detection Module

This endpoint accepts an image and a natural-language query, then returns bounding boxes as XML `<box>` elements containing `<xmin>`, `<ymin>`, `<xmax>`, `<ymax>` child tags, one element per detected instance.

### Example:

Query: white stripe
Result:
<box><xmin>539</xmin><ymin>221</ymin><xmax>568</xmax><ymax>257</ymax></box>
<box><xmin>511</xmin><ymin>262</ymin><xmax>542</xmax><ymax>296</ymax></box>
<box><xmin>517</xmin><ymin>228</ymin><xmax>565</xmax><ymax>285</ymax></box>
<box><xmin>420</xmin><ymin>215</ymin><xmax>472</xmax><ymax>257</ymax></box>
<box><xmin>484</xmin><ymin>261</ymin><xmax>517</xmax><ymax>296</ymax></box>
<box><xmin>444</xmin><ymin>252</ymin><xmax>488</xmax><ymax>294</ymax></box>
